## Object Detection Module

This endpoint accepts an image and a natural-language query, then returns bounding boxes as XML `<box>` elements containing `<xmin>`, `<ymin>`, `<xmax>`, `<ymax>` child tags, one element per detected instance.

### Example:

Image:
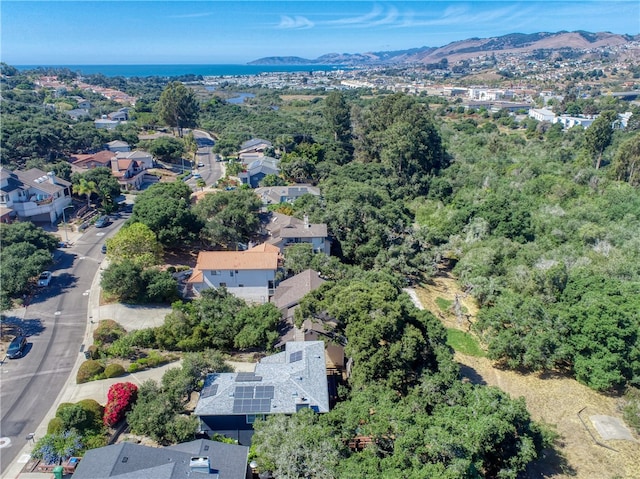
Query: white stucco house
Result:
<box><xmin>188</xmin><ymin>243</ymin><xmax>281</xmax><ymax>303</ymax></box>
<box><xmin>0</xmin><ymin>167</ymin><xmax>72</xmax><ymax>223</ymax></box>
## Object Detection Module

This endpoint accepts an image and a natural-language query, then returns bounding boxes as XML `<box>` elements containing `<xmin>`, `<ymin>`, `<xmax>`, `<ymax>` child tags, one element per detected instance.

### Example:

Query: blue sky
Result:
<box><xmin>2</xmin><ymin>1</ymin><xmax>639</xmax><ymax>65</ymax></box>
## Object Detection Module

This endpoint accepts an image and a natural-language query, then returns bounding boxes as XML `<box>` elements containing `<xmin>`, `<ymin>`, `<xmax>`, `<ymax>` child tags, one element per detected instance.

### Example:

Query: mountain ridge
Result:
<box><xmin>248</xmin><ymin>31</ymin><xmax>638</xmax><ymax>66</ymax></box>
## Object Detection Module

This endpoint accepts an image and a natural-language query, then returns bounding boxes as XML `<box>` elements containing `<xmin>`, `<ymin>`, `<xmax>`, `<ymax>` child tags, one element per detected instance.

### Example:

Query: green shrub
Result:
<box><xmin>107</xmin><ymin>336</ymin><xmax>135</xmax><ymax>358</ymax></box>
<box><xmin>93</xmin><ymin>319</ymin><xmax>127</xmax><ymax>345</ymax></box>
<box><xmin>47</xmin><ymin>417</ymin><xmax>64</xmax><ymax>434</ymax></box>
<box><xmin>128</xmin><ymin>363</ymin><xmax>141</xmax><ymax>373</ymax></box>
<box><xmin>77</xmin><ymin>399</ymin><xmax>105</xmax><ymax>432</ymax></box>
<box><xmin>76</xmin><ymin>360</ymin><xmax>105</xmax><ymax>384</ymax></box>
<box><xmin>129</xmin><ymin>328</ymin><xmax>156</xmax><ymax>348</ymax></box>
<box><xmin>86</xmin><ymin>344</ymin><xmax>99</xmax><ymax>359</ymax></box>
<box><xmin>145</xmin><ymin>351</ymin><xmax>167</xmax><ymax>368</ymax></box>
<box><xmin>55</xmin><ymin>402</ymin><xmax>74</xmax><ymax>417</ymax></box>
<box><xmin>83</xmin><ymin>433</ymin><xmax>108</xmax><ymax>449</ymax></box>
<box><xmin>104</xmin><ymin>363</ymin><xmax>126</xmax><ymax>378</ymax></box>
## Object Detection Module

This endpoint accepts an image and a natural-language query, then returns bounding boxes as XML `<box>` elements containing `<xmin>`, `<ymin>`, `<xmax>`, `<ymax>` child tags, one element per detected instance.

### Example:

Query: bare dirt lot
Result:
<box><xmin>414</xmin><ymin>274</ymin><xmax>640</xmax><ymax>479</ymax></box>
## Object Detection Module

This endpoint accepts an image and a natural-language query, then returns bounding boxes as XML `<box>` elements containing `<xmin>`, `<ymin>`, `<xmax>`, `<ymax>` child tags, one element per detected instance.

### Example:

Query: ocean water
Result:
<box><xmin>16</xmin><ymin>64</ymin><xmax>344</xmax><ymax>78</ymax></box>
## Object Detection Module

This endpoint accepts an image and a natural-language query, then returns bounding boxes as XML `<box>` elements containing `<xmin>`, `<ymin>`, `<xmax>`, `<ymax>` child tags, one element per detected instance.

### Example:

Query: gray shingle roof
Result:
<box><xmin>272</xmin><ymin>269</ymin><xmax>325</xmax><ymax>311</ymax></box>
<box><xmin>195</xmin><ymin>341</ymin><xmax>329</xmax><ymax>417</ymax></box>
<box><xmin>265</xmin><ymin>212</ymin><xmax>327</xmax><ymax>240</ymax></box>
<box><xmin>71</xmin><ymin>440</ymin><xmax>249</xmax><ymax>479</ymax></box>
<box><xmin>254</xmin><ymin>184</ymin><xmax>320</xmax><ymax>204</ymax></box>
<box><xmin>12</xmin><ymin>168</ymin><xmax>71</xmax><ymax>195</ymax></box>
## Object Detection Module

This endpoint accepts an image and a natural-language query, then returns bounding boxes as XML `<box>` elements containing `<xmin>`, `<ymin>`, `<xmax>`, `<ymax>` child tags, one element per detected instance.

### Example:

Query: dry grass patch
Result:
<box><xmin>414</xmin><ymin>274</ymin><xmax>640</xmax><ymax>479</ymax></box>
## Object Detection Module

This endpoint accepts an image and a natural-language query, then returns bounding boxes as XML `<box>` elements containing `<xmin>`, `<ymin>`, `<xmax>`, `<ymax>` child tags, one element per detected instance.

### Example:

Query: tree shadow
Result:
<box><xmin>523</xmin><ymin>446</ymin><xmax>576</xmax><ymax>478</ymax></box>
<box><xmin>27</xmin><ymin>272</ymin><xmax>79</xmax><ymax>306</ymax></box>
<box><xmin>458</xmin><ymin>363</ymin><xmax>487</xmax><ymax>386</ymax></box>
<box><xmin>1</xmin><ymin>315</ymin><xmax>45</xmax><ymax>338</ymax></box>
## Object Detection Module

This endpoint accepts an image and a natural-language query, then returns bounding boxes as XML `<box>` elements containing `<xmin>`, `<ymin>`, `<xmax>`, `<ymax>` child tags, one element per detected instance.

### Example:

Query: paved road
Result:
<box><xmin>0</xmin><ymin>215</ymin><xmax>126</xmax><ymax>475</ymax></box>
<box><xmin>191</xmin><ymin>129</ymin><xmax>224</xmax><ymax>188</ymax></box>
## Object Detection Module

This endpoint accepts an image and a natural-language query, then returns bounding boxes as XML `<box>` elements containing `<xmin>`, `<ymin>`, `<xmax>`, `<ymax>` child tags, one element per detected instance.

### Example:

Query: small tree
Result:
<box><xmin>74</xmin><ymin>178</ymin><xmax>98</xmax><ymax>208</ymax></box>
<box><xmin>106</xmin><ymin>222</ymin><xmax>163</xmax><ymax>268</ymax></box>
<box><xmin>585</xmin><ymin>110</ymin><xmax>617</xmax><ymax>169</ymax></box>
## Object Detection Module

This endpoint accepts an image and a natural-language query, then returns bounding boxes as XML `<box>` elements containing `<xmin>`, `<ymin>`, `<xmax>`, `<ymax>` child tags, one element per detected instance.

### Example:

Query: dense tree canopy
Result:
<box><xmin>0</xmin><ymin>222</ymin><xmax>57</xmax><ymax>309</ymax></box>
<box><xmin>192</xmin><ymin>189</ymin><xmax>262</xmax><ymax>248</ymax></box>
<box><xmin>128</xmin><ymin>181</ymin><xmax>201</xmax><ymax>246</ymax></box>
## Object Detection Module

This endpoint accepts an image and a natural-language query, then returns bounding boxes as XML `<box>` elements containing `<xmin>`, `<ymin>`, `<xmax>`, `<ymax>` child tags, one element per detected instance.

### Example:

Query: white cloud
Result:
<box><xmin>278</xmin><ymin>15</ymin><xmax>314</xmax><ymax>29</ymax></box>
<box><xmin>325</xmin><ymin>4</ymin><xmax>399</xmax><ymax>28</ymax></box>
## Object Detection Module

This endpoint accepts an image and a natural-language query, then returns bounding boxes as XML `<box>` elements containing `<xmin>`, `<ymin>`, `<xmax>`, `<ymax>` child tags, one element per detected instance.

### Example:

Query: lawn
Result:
<box><xmin>446</xmin><ymin>328</ymin><xmax>485</xmax><ymax>357</ymax></box>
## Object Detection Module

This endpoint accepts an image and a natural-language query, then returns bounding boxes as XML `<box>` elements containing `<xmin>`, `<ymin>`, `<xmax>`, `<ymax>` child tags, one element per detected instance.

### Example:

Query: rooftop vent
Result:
<box><xmin>189</xmin><ymin>456</ymin><xmax>210</xmax><ymax>474</ymax></box>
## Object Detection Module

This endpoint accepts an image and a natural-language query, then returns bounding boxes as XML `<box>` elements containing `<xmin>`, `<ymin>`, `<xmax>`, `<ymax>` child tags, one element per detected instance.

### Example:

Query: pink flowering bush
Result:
<box><xmin>103</xmin><ymin>382</ymin><xmax>138</xmax><ymax>427</ymax></box>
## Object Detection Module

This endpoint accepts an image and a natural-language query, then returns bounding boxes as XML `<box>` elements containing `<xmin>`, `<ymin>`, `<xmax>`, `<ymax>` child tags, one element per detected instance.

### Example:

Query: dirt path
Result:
<box><xmin>412</xmin><ymin>275</ymin><xmax>640</xmax><ymax>479</ymax></box>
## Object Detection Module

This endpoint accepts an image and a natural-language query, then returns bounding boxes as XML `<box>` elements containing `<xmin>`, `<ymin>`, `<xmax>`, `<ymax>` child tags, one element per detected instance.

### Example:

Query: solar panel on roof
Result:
<box><xmin>254</xmin><ymin>385</ymin><xmax>274</xmax><ymax>399</ymax></box>
<box><xmin>289</xmin><ymin>350</ymin><xmax>303</xmax><ymax>363</ymax></box>
<box><xmin>235</xmin><ymin>372</ymin><xmax>263</xmax><ymax>382</ymax></box>
<box><xmin>234</xmin><ymin>386</ymin><xmax>255</xmax><ymax>399</ymax></box>
<box><xmin>200</xmin><ymin>384</ymin><xmax>219</xmax><ymax>398</ymax></box>
<box><xmin>233</xmin><ymin>398</ymin><xmax>272</xmax><ymax>414</ymax></box>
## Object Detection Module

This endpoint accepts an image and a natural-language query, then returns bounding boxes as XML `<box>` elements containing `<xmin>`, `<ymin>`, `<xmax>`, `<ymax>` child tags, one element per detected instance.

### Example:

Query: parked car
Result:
<box><xmin>37</xmin><ymin>271</ymin><xmax>52</xmax><ymax>287</ymax></box>
<box><xmin>94</xmin><ymin>216</ymin><xmax>110</xmax><ymax>228</ymax></box>
<box><xmin>7</xmin><ymin>336</ymin><xmax>27</xmax><ymax>359</ymax></box>
<box><xmin>193</xmin><ymin>173</ymin><xmax>202</xmax><ymax>179</ymax></box>
<box><xmin>197</xmin><ymin>162</ymin><xmax>205</xmax><ymax>167</ymax></box>
<box><xmin>101</xmin><ymin>244</ymin><xmax>107</xmax><ymax>254</ymax></box>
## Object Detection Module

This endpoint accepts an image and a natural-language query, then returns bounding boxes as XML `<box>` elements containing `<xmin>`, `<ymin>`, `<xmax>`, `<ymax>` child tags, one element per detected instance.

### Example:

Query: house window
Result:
<box><xmin>219</xmin><ymin>282</ymin><xmax>227</xmax><ymax>288</ymax></box>
<box><xmin>211</xmin><ymin>270</ymin><xmax>220</xmax><ymax>275</ymax></box>
<box><xmin>230</xmin><ymin>271</ymin><xmax>234</xmax><ymax>277</ymax></box>
<box><xmin>246</xmin><ymin>414</ymin><xmax>265</xmax><ymax>424</ymax></box>
<box><xmin>238</xmin><ymin>284</ymin><xmax>244</xmax><ymax>288</ymax></box>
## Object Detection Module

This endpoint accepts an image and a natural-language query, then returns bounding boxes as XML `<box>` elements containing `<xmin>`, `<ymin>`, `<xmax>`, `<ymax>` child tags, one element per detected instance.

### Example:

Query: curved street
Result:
<box><xmin>0</xmin><ymin>214</ymin><xmax>127</xmax><ymax>476</ymax></box>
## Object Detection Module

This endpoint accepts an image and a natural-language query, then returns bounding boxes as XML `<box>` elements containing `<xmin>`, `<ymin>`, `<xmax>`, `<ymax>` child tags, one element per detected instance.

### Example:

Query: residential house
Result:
<box><xmin>238</xmin><ymin>157</ymin><xmax>279</xmax><ymax>188</ymax></box>
<box><xmin>110</xmin><ymin>157</ymin><xmax>146</xmax><ymax>190</ymax></box>
<box><xmin>529</xmin><ymin>108</ymin><xmax>556</xmax><ymax>122</ymax></box>
<box><xmin>70</xmin><ymin>150</ymin><xmax>115</xmax><ymax>170</ymax></box>
<box><xmin>106</xmin><ymin>140</ymin><xmax>131</xmax><ymax>152</ymax></box>
<box><xmin>254</xmin><ymin>184</ymin><xmax>320</xmax><ymax>205</ymax></box>
<box><xmin>188</xmin><ymin>243</ymin><xmax>281</xmax><ymax>304</ymax></box>
<box><xmin>76</xmin><ymin>98</ymin><xmax>91</xmax><ymax>109</ymax></box>
<box><xmin>554</xmin><ymin>115</ymin><xmax>595</xmax><ymax>129</ymax></box>
<box><xmin>65</xmin><ymin>108</ymin><xmax>90</xmax><ymax>121</ymax></box>
<box><xmin>237</xmin><ymin>138</ymin><xmax>272</xmax><ymax>161</ymax></box>
<box><xmin>0</xmin><ymin>168</ymin><xmax>72</xmax><ymax>223</ymax></box>
<box><xmin>271</xmin><ymin>269</ymin><xmax>344</xmax><ymax>369</ymax></box>
<box><xmin>263</xmin><ymin>211</ymin><xmax>330</xmax><ymax>255</ymax></box>
<box><xmin>71</xmin><ymin>439</ymin><xmax>250</xmax><ymax>479</ymax></box>
<box><xmin>115</xmin><ymin>149</ymin><xmax>154</xmax><ymax>169</ymax></box>
<box><xmin>94</xmin><ymin>116</ymin><xmax>121</xmax><ymax>130</ymax></box>
<box><xmin>195</xmin><ymin>341</ymin><xmax>330</xmax><ymax>445</ymax></box>
<box><xmin>107</xmin><ymin>108</ymin><xmax>129</xmax><ymax>121</ymax></box>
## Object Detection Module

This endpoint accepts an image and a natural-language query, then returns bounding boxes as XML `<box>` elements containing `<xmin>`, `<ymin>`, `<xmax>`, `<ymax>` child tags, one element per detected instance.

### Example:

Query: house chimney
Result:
<box><xmin>47</xmin><ymin>171</ymin><xmax>56</xmax><ymax>185</ymax></box>
<box><xmin>110</xmin><ymin>157</ymin><xmax>119</xmax><ymax>172</ymax></box>
<box><xmin>303</xmin><ymin>214</ymin><xmax>310</xmax><ymax>228</ymax></box>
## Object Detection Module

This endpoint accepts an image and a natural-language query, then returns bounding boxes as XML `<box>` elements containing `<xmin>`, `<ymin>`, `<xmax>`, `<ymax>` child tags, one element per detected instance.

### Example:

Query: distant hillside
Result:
<box><xmin>248</xmin><ymin>31</ymin><xmax>638</xmax><ymax>66</ymax></box>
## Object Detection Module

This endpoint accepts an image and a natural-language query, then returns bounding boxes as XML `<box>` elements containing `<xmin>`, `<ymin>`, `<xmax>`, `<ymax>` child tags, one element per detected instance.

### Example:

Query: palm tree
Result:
<box><xmin>74</xmin><ymin>178</ymin><xmax>98</xmax><ymax>208</ymax></box>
